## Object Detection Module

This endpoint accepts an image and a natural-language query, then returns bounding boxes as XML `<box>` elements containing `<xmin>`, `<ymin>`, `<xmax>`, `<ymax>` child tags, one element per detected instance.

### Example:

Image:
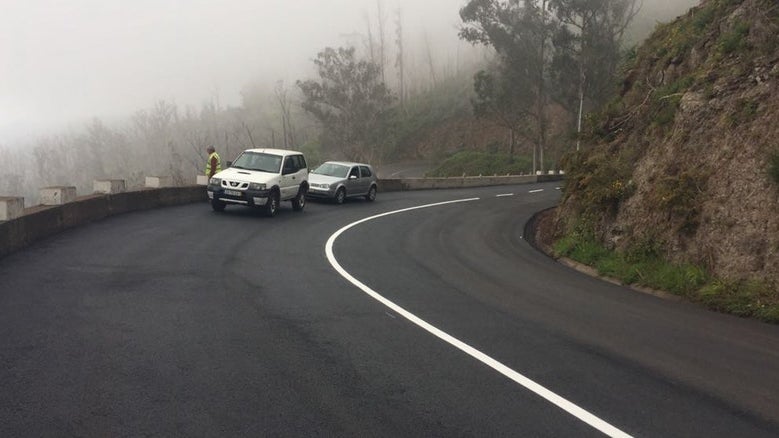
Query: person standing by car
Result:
<box><xmin>205</xmin><ymin>146</ymin><xmax>221</xmax><ymax>180</ymax></box>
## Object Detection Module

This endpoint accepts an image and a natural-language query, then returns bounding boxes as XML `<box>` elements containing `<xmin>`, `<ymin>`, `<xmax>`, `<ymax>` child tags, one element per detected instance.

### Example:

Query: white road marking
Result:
<box><xmin>529</xmin><ymin>189</ymin><xmax>545</xmax><ymax>193</ymax></box>
<box><xmin>556</xmin><ymin>187</ymin><xmax>562</xmax><ymax>190</ymax></box>
<box><xmin>496</xmin><ymin>193</ymin><xmax>514</xmax><ymax>197</ymax></box>
<box><xmin>325</xmin><ymin>199</ymin><xmax>632</xmax><ymax>438</ymax></box>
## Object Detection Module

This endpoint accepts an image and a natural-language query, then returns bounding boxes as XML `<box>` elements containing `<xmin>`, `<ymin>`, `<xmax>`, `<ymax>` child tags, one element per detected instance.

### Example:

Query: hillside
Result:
<box><xmin>551</xmin><ymin>0</ymin><xmax>779</xmax><ymax>317</ymax></box>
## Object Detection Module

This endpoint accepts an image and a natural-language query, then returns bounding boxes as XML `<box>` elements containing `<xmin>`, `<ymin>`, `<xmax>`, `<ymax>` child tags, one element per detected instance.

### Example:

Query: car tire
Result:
<box><xmin>265</xmin><ymin>191</ymin><xmax>279</xmax><ymax>217</ymax></box>
<box><xmin>335</xmin><ymin>187</ymin><xmax>346</xmax><ymax>204</ymax></box>
<box><xmin>211</xmin><ymin>199</ymin><xmax>226</xmax><ymax>212</ymax></box>
<box><xmin>365</xmin><ymin>185</ymin><xmax>377</xmax><ymax>202</ymax></box>
<box><xmin>292</xmin><ymin>185</ymin><xmax>307</xmax><ymax>211</ymax></box>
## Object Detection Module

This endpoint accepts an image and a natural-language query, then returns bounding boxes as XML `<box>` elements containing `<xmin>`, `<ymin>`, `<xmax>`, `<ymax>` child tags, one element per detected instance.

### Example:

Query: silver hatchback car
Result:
<box><xmin>307</xmin><ymin>161</ymin><xmax>378</xmax><ymax>204</ymax></box>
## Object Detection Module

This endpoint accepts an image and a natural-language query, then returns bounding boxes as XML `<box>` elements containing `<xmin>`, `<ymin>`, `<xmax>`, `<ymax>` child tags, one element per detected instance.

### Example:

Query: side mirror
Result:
<box><xmin>226</xmin><ymin>161</ymin><xmax>233</xmax><ymax>168</ymax></box>
<box><xmin>349</xmin><ymin>175</ymin><xmax>358</xmax><ymax>180</ymax></box>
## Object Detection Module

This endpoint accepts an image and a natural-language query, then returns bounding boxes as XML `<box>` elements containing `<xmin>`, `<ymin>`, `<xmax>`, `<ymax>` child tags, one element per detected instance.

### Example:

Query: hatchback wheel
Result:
<box><xmin>335</xmin><ymin>187</ymin><xmax>346</xmax><ymax>204</ymax></box>
<box><xmin>365</xmin><ymin>185</ymin><xmax>377</xmax><ymax>202</ymax></box>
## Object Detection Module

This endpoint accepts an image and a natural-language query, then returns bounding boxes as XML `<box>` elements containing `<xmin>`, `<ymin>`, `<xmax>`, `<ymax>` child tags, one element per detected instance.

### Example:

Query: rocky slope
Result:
<box><xmin>554</xmin><ymin>0</ymin><xmax>779</xmax><ymax>289</ymax></box>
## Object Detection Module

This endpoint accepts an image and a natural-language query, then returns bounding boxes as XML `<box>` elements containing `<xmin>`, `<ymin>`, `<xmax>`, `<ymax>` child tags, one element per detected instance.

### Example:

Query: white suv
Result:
<box><xmin>207</xmin><ymin>148</ymin><xmax>308</xmax><ymax>217</ymax></box>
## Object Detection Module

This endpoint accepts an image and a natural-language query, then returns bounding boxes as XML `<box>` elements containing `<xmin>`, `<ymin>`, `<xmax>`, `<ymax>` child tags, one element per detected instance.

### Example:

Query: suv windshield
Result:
<box><xmin>312</xmin><ymin>163</ymin><xmax>349</xmax><ymax>178</ymax></box>
<box><xmin>232</xmin><ymin>152</ymin><xmax>282</xmax><ymax>173</ymax></box>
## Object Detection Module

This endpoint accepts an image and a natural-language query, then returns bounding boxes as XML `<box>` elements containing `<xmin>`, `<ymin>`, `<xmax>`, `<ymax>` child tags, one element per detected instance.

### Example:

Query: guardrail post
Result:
<box><xmin>93</xmin><ymin>179</ymin><xmax>126</xmax><ymax>194</ymax></box>
<box><xmin>40</xmin><ymin>186</ymin><xmax>77</xmax><ymax>205</ymax></box>
<box><xmin>145</xmin><ymin>176</ymin><xmax>173</xmax><ymax>188</ymax></box>
<box><xmin>0</xmin><ymin>196</ymin><xmax>24</xmax><ymax>221</ymax></box>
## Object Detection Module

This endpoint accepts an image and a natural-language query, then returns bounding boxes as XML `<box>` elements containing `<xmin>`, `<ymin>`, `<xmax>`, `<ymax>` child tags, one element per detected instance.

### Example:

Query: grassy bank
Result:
<box><xmin>427</xmin><ymin>151</ymin><xmax>534</xmax><ymax>177</ymax></box>
<box><xmin>553</xmin><ymin>231</ymin><xmax>779</xmax><ymax>323</ymax></box>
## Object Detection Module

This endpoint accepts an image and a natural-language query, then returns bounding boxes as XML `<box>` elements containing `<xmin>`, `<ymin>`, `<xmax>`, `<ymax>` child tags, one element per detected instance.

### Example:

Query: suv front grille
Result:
<box><xmin>221</xmin><ymin>180</ymin><xmax>249</xmax><ymax>190</ymax></box>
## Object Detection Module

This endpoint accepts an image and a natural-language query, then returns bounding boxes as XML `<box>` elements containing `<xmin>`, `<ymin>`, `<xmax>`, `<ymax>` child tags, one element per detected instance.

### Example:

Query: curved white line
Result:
<box><xmin>325</xmin><ymin>198</ymin><xmax>632</xmax><ymax>438</ymax></box>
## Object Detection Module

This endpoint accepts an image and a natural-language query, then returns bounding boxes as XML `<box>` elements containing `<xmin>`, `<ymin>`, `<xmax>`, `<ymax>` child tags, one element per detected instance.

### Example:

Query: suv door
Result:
<box><xmin>281</xmin><ymin>155</ymin><xmax>308</xmax><ymax>200</ymax></box>
<box><xmin>280</xmin><ymin>156</ymin><xmax>299</xmax><ymax>200</ymax></box>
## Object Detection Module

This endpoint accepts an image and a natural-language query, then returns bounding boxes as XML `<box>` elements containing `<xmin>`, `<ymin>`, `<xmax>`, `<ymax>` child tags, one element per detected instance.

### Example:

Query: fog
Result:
<box><xmin>1</xmin><ymin>0</ymin><xmax>700</xmax><ymax>146</ymax></box>
<box><xmin>0</xmin><ymin>0</ymin><xmax>468</xmax><ymax>144</ymax></box>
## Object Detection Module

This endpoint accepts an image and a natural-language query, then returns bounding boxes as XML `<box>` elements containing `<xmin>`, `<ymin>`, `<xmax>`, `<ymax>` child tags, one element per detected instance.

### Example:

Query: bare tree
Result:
<box><xmin>274</xmin><ymin>80</ymin><xmax>296</xmax><ymax>148</ymax></box>
<box><xmin>395</xmin><ymin>8</ymin><xmax>406</xmax><ymax>111</ymax></box>
<box><xmin>551</xmin><ymin>0</ymin><xmax>643</xmax><ymax>150</ymax></box>
<box><xmin>376</xmin><ymin>0</ymin><xmax>387</xmax><ymax>84</ymax></box>
<box><xmin>423</xmin><ymin>31</ymin><xmax>438</xmax><ymax>88</ymax></box>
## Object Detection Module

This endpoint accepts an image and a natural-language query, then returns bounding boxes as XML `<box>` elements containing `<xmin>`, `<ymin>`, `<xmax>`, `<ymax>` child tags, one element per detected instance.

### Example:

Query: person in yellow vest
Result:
<box><xmin>205</xmin><ymin>146</ymin><xmax>222</xmax><ymax>180</ymax></box>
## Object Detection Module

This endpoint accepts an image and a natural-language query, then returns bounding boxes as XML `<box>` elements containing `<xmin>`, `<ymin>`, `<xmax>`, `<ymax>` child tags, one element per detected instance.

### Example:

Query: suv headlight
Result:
<box><xmin>249</xmin><ymin>183</ymin><xmax>266</xmax><ymax>190</ymax></box>
<box><xmin>210</xmin><ymin>177</ymin><xmax>222</xmax><ymax>186</ymax></box>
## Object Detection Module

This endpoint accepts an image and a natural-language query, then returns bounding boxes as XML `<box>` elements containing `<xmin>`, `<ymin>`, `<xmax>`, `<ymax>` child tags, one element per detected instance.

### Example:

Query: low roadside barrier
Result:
<box><xmin>0</xmin><ymin>172</ymin><xmax>564</xmax><ymax>259</ymax></box>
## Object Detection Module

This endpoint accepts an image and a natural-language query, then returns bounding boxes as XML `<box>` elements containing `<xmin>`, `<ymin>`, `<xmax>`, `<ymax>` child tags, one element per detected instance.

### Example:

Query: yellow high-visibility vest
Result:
<box><xmin>205</xmin><ymin>152</ymin><xmax>222</xmax><ymax>177</ymax></box>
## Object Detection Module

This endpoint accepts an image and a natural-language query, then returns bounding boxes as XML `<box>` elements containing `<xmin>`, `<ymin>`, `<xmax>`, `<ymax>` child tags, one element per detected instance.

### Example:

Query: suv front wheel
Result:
<box><xmin>212</xmin><ymin>199</ymin><xmax>226</xmax><ymax>212</ymax></box>
<box><xmin>264</xmin><ymin>191</ymin><xmax>279</xmax><ymax>217</ymax></box>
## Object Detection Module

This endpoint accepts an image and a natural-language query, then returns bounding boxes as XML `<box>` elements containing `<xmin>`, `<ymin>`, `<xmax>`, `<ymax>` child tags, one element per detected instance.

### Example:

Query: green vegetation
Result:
<box><xmin>769</xmin><ymin>149</ymin><xmax>779</xmax><ymax>185</ymax></box>
<box><xmin>700</xmin><ymin>279</ymin><xmax>779</xmax><ymax>320</ymax></box>
<box><xmin>550</xmin><ymin>0</ymin><xmax>779</xmax><ymax>324</ymax></box>
<box><xmin>648</xmin><ymin>170</ymin><xmax>708</xmax><ymax>235</ymax></box>
<box><xmin>375</xmin><ymin>76</ymin><xmax>473</xmax><ymax>161</ymax></box>
<box><xmin>726</xmin><ymin>98</ymin><xmax>759</xmax><ymax>127</ymax></box>
<box><xmin>553</xmin><ymin>229</ymin><xmax>779</xmax><ymax>323</ymax></box>
<box><xmin>718</xmin><ymin>20</ymin><xmax>750</xmax><ymax>54</ymax></box>
<box><xmin>651</xmin><ymin>75</ymin><xmax>696</xmax><ymax>129</ymax></box>
<box><xmin>426</xmin><ymin>151</ymin><xmax>533</xmax><ymax>177</ymax></box>
<box><xmin>561</xmin><ymin>148</ymin><xmax>637</xmax><ymax>216</ymax></box>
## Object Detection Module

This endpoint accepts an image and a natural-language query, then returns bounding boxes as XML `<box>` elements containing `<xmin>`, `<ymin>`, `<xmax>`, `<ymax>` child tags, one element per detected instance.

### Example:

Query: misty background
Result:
<box><xmin>1</xmin><ymin>0</ymin><xmax>697</xmax><ymax>203</ymax></box>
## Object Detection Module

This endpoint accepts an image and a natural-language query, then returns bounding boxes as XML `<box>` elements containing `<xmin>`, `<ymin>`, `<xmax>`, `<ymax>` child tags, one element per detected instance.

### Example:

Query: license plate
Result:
<box><xmin>224</xmin><ymin>190</ymin><xmax>242</xmax><ymax>196</ymax></box>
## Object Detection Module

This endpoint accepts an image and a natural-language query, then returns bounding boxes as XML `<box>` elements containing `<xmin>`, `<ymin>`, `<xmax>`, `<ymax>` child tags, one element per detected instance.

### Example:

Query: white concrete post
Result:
<box><xmin>40</xmin><ymin>186</ymin><xmax>77</xmax><ymax>206</ymax></box>
<box><xmin>196</xmin><ymin>175</ymin><xmax>209</xmax><ymax>186</ymax></box>
<box><xmin>93</xmin><ymin>179</ymin><xmax>126</xmax><ymax>194</ymax></box>
<box><xmin>145</xmin><ymin>176</ymin><xmax>173</xmax><ymax>188</ymax></box>
<box><xmin>0</xmin><ymin>196</ymin><xmax>24</xmax><ymax>221</ymax></box>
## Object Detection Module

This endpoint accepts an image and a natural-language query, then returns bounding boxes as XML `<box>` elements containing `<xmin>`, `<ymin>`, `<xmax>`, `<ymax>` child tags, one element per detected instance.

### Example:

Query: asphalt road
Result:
<box><xmin>1</xmin><ymin>182</ymin><xmax>778</xmax><ymax>437</ymax></box>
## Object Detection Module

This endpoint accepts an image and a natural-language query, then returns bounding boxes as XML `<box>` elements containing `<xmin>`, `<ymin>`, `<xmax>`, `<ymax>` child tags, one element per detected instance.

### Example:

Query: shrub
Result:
<box><xmin>718</xmin><ymin>20</ymin><xmax>750</xmax><ymax>54</ymax></box>
<box><xmin>649</xmin><ymin>170</ymin><xmax>708</xmax><ymax>234</ymax></box>
<box><xmin>699</xmin><ymin>279</ymin><xmax>775</xmax><ymax>318</ymax></box>
<box><xmin>727</xmin><ymin>99</ymin><xmax>759</xmax><ymax>127</ymax></box>
<box><xmin>650</xmin><ymin>76</ymin><xmax>695</xmax><ymax>129</ymax></box>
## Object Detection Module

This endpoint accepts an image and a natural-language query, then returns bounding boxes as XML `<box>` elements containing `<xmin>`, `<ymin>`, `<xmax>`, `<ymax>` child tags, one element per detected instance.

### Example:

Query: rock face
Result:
<box><xmin>555</xmin><ymin>0</ymin><xmax>779</xmax><ymax>285</ymax></box>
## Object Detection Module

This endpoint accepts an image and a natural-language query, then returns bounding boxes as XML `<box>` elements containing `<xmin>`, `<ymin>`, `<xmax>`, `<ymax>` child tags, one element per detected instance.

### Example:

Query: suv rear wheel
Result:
<box><xmin>292</xmin><ymin>185</ymin><xmax>307</xmax><ymax>211</ymax></box>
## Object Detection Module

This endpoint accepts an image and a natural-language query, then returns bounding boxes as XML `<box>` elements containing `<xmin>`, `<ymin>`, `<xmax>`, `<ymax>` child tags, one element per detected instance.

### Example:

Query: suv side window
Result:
<box><xmin>282</xmin><ymin>156</ymin><xmax>297</xmax><ymax>175</ymax></box>
<box><xmin>359</xmin><ymin>166</ymin><xmax>371</xmax><ymax>178</ymax></box>
<box><xmin>294</xmin><ymin>155</ymin><xmax>306</xmax><ymax>171</ymax></box>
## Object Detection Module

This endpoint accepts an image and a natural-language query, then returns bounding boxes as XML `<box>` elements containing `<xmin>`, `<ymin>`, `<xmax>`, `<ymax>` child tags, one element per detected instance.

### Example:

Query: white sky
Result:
<box><xmin>0</xmin><ymin>0</ymin><xmax>465</xmax><ymax>143</ymax></box>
